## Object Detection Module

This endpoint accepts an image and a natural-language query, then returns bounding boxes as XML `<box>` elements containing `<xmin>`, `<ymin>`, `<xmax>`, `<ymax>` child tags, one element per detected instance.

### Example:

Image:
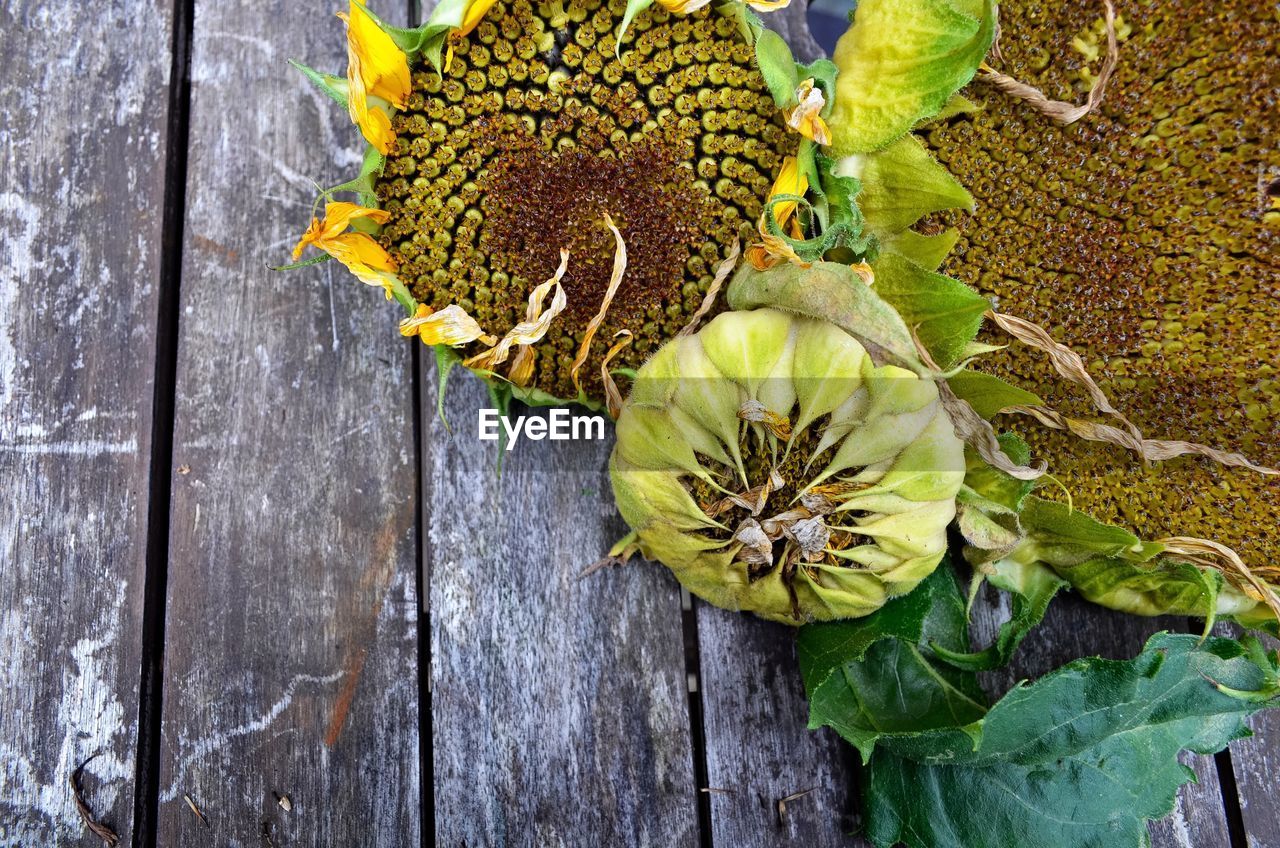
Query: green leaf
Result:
<box><xmin>962</xmin><ymin>433</ymin><xmax>1034</xmax><ymax>512</ymax></box>
<box><xmin>869</xmin><ymin>251</ymin><xmax>989</xmax><ymax>370</ymax></box>
<box><xmin>798</xmin><ymin>567</ymin><xmax>988</xmax><ymax>763</ymax></box>
<box><xmin>289</xmin><ymin>59</ymin><xmax>349</xmax><ymax>108</ymax></box>
<box><xmin>865</xmin><ymin>632</ymin><xmax>1280</xmax><ymax>848</ymax></box>
<box><xmin>1019</xmin><ymin>496</ymin><xmax>1156</xmax><ymax>564</ymax></box>
<box><xmin>845</xmin><ymin>133</ymin><xmax>974</xmax><ymax>239</ymax></box>
<box><xmin>753</xmin><ymin>28</ymin><xmax>800</xmax><ymax>107</ymax></box>
<box><xmin>880</xmin><ymin>228</ymin><xmax>959</xmax><ymax>272</ymax></box>
<box><xmin>727</xmin><ymin>261</ymin><xmax>925</xmax><ymax>373</ymax></box>
<box><xmin>828</xmin><ymin>0</ymin><xmax>997</xmax><ymax>155</ymax></box>
<box><xmin>932</xmin><ymin>558</ymin><xmax>1066</xmax><ymax>671</ymax></box>
<box><xmin>946</xmin><ymin>369</ymin><xmax>1042</xmax><ymax>420</ymax></box>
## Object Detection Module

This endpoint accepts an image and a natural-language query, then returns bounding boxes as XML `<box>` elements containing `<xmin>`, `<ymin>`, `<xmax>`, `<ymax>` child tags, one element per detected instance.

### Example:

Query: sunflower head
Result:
<box><xmin>926</xmin><ymin>0</ymin><xmax>1280</xmax><ymax>575</ymax></box>
<box><xmin>610</xmin><ymin>304</ymin><xmax>965</xmax><ymax>624</ymax></box>
<box><xmin>373</xmin><ymin>0</ymin><xmax>809</xmax><ymax>403</ymax></box>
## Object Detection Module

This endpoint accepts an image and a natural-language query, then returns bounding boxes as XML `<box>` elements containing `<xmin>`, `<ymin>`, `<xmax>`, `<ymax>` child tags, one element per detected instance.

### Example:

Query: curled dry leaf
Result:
<box><xmin>739</xmin><ymin>399</ymin><xmax>794</xmax><ymax>440</ymax></box>
<box><xmin>570</xmin><ymin>214</ymin><xmax>628</xmax><ymax>396</ymax></box>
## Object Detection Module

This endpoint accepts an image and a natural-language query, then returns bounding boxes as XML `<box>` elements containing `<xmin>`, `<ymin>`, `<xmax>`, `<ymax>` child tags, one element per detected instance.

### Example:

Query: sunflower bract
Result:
<box><xmin>610</xmin><ymin>308</ymin><xmax>966</xmax><ymax>624</ymax></box>
<box><xmin>375</xmin><ymin>0</ymin><xmax>797</xmax><ymax>400</ymax></box>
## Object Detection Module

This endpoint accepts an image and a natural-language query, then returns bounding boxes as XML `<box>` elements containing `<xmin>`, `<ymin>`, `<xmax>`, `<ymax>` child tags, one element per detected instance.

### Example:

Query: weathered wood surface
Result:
<box><xmin>425</xmin><ymin>377</ymin><xmax>699</xmax><ymax>845</ymax></box>
<box><xmin>154</xmin><ymin>0</ymin><xmax>421</xmax><ymax>844</ymax></box>
<box><xmin>697</xmin><ymin>605</ymin><xmax>863</xmax><ymax>846</ymax></box>
<box><xmin>0</xmin><ymin>1</ymin><xmax>173</xmax><ymax>844</ymax></box>
<box><xmin>2</xmin><ymin>0</ymin><xmax>1278</xmax><ymax>846</ymax></box>
<box><xmin>1226</xmin><ymin>630</ymin><xmax>1280</xmax><ymax>848</ymax></box>
<box><xmin>971</xmin><ymin>591</ymin><xmax>1234</xmax><ymax>848</ymax></box>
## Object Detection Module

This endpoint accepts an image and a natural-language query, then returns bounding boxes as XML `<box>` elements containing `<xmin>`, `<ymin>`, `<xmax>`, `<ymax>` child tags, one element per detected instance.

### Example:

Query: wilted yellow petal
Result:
<box><xmin>767</xmin><ymin>155</ymin><xmax>808</xmax><ymax>230</ymax></box>
<box><xmin>746</xmin><ymin>231</ymin><xmax>810</xmax><ymax>271</ymax></box>
<box><xmin>292</xmin><ymin>203</ymin><xmax>404</xmax><ymax>296</ymax></box>
<box><xmin>339</xmin><ymin>1</ymin><xmax>411</xmax><ymax>153</ymax></box>
<box><xmin>346</xmin><ymin>1</ymin><xmax>411</xmax><ymax>106</ymax></box>
<box><xmin>784</xmin><ymin>79</ymin><xmax>832</xmax><ymax>145</ymax></box>
<box><xmin>746</xmin><ymin>156</ymin><xmax>810</xmax><ymax>269</ymax></box>
<box><xmin>400</xmin><ymin>303</ymin><xmax>492</xmax><ymax>346</ymax></box>
<box><xmin>602</xmin><ymin>330</ymin><xmax>634</xmax><ymax>420</ymax></box>
<box><xmin>465</xmin><ymin>249</ymin><xmax>571</xmax><ymax>373</ymax></box>
<box><xmin>293</xmin><ymin>201</ymin><xmax>391</xmax><ymax>259</ymax></box>
<box><xmin>570</xmin><ymin>214</ymin><xmax>628</xmax><ymax>396</ymax></box>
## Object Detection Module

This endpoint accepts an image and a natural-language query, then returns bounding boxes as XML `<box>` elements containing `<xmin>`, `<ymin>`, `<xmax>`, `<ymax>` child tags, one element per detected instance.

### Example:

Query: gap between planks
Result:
<box><xmin>130</xmin><ymin>0</ymin><xmax>195</xmax><ymax>845</ymax></box>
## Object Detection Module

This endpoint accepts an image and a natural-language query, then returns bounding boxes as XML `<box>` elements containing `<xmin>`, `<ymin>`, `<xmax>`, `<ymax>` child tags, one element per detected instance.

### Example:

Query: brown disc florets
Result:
<box><xmin>925</xmin><ymin>0</ymin><xmax>1280</xmax><ymax>562</ymax></box>
<box><xmin>374</xmin><ymin>0</ymin><xmax>797</xmax><ymax>400</ymax></box>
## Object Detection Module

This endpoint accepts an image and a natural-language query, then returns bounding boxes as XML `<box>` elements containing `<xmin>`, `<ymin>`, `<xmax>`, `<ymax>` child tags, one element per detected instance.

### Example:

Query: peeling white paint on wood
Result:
<box><xmin>0</xmin><ymin>1</ymin><xmax>172</xmax><ymax>844</ymax></box>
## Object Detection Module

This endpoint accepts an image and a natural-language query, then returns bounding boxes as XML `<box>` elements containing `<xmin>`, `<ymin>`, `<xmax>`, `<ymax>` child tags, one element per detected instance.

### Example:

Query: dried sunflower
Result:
<box><xmin>609</xmin><ymin>303</ymin><xmax>966</xmax><ymax>623</ymax></box>
<box><xmin>286</xmin><ymin>0</ymin><xmax>868</xmax><ymax>411</ymax></box>
<box><xmin>900</xmin><ymin>0</ymin><xmax>1280</xmax><ymax>630</ymax></box>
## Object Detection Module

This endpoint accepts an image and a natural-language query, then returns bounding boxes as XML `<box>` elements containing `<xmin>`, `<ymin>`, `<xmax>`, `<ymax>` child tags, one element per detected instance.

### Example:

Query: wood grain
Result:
<box><xmin>1226</xmin><ymin>632</ymin><xmax>1280</xmax><ymax>848</ymax></box>
<box><xmin>0</xmin><ymin>1</ymin><xmax>173</xmax><ymax>843</ymax></box>
<box><xmin>425</xmin><ymin>375</ymin><xmax>699</xmax><ymax>846</ymax></box>
<box><xmin>154</xmin><ymin>1</ymin><xmax>421</xmax><ymax>844</ymax></box>
<box><xmin>697</xmin><ymin>605</ymin><xmax>863</xmax><ymax>846</ymax></box>
<box><xmin>971</xmin><ymin>589</ymin><xmax>1233</xmax><ymax>848</ymax></box>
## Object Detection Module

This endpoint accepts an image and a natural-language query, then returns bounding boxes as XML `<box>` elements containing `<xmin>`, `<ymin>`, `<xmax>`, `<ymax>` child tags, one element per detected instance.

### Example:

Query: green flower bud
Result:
<box><xmin>609</xmin><ymin>308</ymin><xmax>966</xmax><ymax>624</ymax></box>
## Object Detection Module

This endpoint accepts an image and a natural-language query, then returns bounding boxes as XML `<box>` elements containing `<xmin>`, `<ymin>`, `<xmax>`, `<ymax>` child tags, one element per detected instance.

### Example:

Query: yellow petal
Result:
<box><xmin>766</xmin><ymin>155</ymin><xmax>808</xmax><ymax>229</ymax></box>
<box><xmin>400</xmin><ymin>303</ymin><xmax>491</xmax><ymax>346</ymax></box>
<box><xmin>292</xmin><ymin>204</ymin><xmax>390</xmax><ymax>260</ymax></box>
<box><xmin>346</xmin><ymin>1</ymin><xmax>411</xmax><ymax>107</ymax></box>
<box><xmin>655</xmin><ymin>0</ymin><xmax>714</xmax><ymax>12</ymax></box>
<box><xmin>326</xmin><ymin>232</ymin><xmax>397</xmax><ymax>272</ymax></box>
<box><xmin>323</xmin><ymin>201</ymin><xmax>391</xmax><ymax>234</ymax></box>
<box><xmin>746</xmin><ymin>0</ymin><xmax>792</xmax><ymax>9</ymax></box>
<box><xmin>445</xmin><ymin>0</ymin><xmax>500</xmax><ymax>71</ymax></box>
<box><xmin>746</xmin><ymin>230</ymin><xmax>811</xmax><ymax>271</ymax></box>
<box><xmin>465</xmin><ymin>250</ymin><xmax>571</xmax><ymax>372</ymax></box>
<box><xmin>457</xmin><ymin>0</ymin><xmax>499</xmax><ymax>37</ymax></box>
<box><xmin>339</xmin><ymin>3</ymin><xmax>409</xmax><ymax>152</ymax></box>
<box><xmin>785</xmin><ymin>79</ymin><xmax>832</xmax><ymax>145</ymax></box>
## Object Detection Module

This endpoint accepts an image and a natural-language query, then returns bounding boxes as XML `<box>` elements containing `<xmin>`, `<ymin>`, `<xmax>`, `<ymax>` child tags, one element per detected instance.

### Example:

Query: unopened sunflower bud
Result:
<box><xmin>610</xmin><ymin>308</ymin><xmax>966</xmax><ymax>624</ymax></box>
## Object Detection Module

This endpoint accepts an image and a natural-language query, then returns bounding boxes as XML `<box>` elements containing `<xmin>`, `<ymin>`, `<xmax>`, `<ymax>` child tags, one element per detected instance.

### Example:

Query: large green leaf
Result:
<box><xmin>865</xmin><ymin>632</ymin><xmax>1280</xmax><ymax>848</ymax></box>
<box><xmin>829</xmin><ymin>0</ymin><xmax>997</xmax><ymax>155</ymax></box>
<box><xmin>727</xmin><ymin>261</ymin><xmax>925</xmax><ymax>372</ymax></box>
<box><xmin>932</xmin><ymin>556</ymin><xmax>1066</xmax><ymax>671</ymax></box>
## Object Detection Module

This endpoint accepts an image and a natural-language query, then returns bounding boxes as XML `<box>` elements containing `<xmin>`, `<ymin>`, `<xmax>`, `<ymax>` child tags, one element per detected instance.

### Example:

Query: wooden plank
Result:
<box><xmin>426</xmin><ymin>375</ymin><xmax>699</xmax><ymax>844</ymax></box>
<box><xmin>971</xmin><ymin>590</ymin><xmax>1233</xmax><ymax>848</ymax></box>
<box><xmin>697</xmin><ymin>605</ymin><xmax>862</xmax><ymax>846</ymax></box>
<box><xmin>154</xmin><ymin>1</ymin><xmax>421</xmax><ymax>844</ymax></box>
<box><xmin>0</xmin><ymin>1</ymin><xmax>173</xmax><ymax>843</ymax></box>
<box><xmin>1226</xmin><ymin>631</ymin><xmax>1280</xmax><ymax>848</ymax></box>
